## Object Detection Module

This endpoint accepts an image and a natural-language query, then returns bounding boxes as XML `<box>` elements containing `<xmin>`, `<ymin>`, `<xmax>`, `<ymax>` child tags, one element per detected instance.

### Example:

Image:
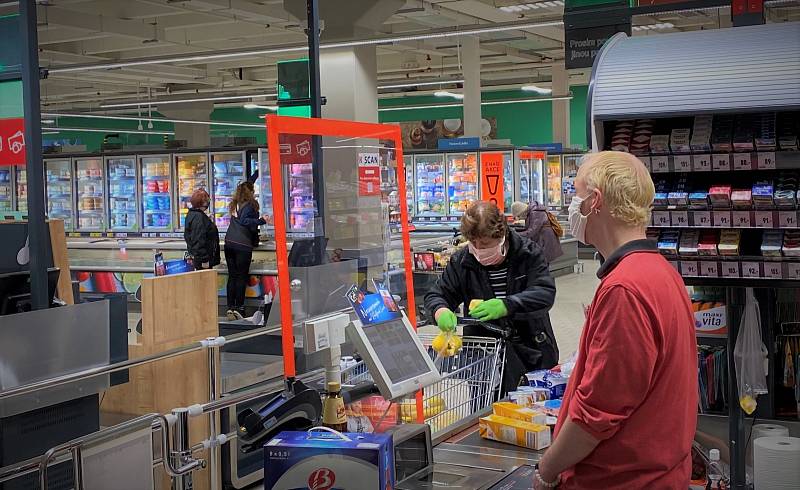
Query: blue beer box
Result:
<box><xmin>264</xmin><ymin>431</ymin><xmax>394</xmax><ymax>490</ymax></box>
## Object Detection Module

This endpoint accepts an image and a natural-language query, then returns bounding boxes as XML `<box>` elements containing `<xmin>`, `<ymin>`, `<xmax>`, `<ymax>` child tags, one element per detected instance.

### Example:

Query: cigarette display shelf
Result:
<box><xmin>640</xmin><ymin>150</ymin><xmax>800</xmax><ymax>174</ymax></box>
<box><xmin>650</xmin><ymin>207</ymin><xmax>800</xmax><ymax>230</ymax></box>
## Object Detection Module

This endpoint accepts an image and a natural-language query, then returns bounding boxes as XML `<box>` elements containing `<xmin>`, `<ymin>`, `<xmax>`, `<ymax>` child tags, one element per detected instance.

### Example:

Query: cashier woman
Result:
<box><xmin>424</xmin><ymin>201</ymin><xmax>558</xmax><ymax>394</ymax></box>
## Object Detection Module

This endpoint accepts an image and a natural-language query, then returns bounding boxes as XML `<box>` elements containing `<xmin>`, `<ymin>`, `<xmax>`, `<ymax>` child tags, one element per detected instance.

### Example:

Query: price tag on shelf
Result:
<box><xmin>671</xmin><ymin>210</ymin><xmax>689</xmax><ymax>227</ymax></box>
<box><xmin>674</xmin><ymin>155</ymin><xmax>691</xmax><ymax>172</ymax></box>
<box><xmin>693</xmin><ymin>210</ymin><xmax>712</xmax><ymax>227</ymax></box>
<box><xmin>713</xmin><ymin>210</ymin><xmax>732</xmax><ymax>227</ymax></box>
<box><xmin>712</xmin><ymin>154</ymin><xmax>731</xmax><ymax>171</ymax></box>
<box><xmin>779</xmin><ymin>210</ymin><xmax>798</xmax><ymax>228</ymax></box>
<box><xmin>721</xmin><ymin>262</ymin><xmax>740</xmax><ymax>278</ymax></box>
<box><xmin>732</xmin><ymin>210</ymin><xmax>751</xmax><ymax>228</ymax></box>
<box><xmin>651</xmin><ymin>156</ymin><xmax>669</xmax><ymax>173</ymax></box>
<box><xmin>763</xmin><ymin>263</ymin><xmax>783</xmax><ymax>279</ymax></box>
<box><xmin>680</xmin><ymin>261</ymin><xmax>699</xmax><ymax>277</ymax></box>
<box><xmin>692</xmin><ymin>154</ymin><xmax>712</xmax><ymax>172</ymax></box>
<box><xmin>786</xmin><ymin>263</ymin><xmax>800</xmax><ymax>280</ymax></box>
<box><xmin>700</xmin><ymin>261</ymin><xmax>719</xmax><ymax>277</ymax></box>
<box><xmin>754</xmin><ymin>210</ymin><xmax>774</xmax><ymax>228</ymax></box>
<box><xmin>757</xmin><ymin>151</ymin><xmax>776</xmax><ymax>170</ymax></box>
<box><xmin>652</xmin><ymin>210</ymin><xmax>671</xmax><ymax>227</ymax></box>
<box><xmin>741</xmin><ymin>261</ymin><xmax>761</xmax><ymax>278</ymax></box>
<box><xmin>668</xmin><ymin>261</ymin><xmax>679</xmax><ymax>273</ymax></box>
<box><xmin>638</xmin><ymin>156</ymin><xmax>651</xmax><ymax>171</ymax></box>
<box><xmin>733</xmin><ymin>153</ymin><xmax>752</xmax><ymax>171</ymax></box>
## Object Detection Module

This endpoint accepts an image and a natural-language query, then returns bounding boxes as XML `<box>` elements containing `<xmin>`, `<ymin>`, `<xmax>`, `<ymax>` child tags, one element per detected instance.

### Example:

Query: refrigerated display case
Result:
<box><xmin>502</xmin><ymin>151</ymin><xmax>513</xmax><ymax>212</ymax></box>
<box><xmin>45</xmin><ymin>158</ymin><xmax>73</xmax><ymax>230</ymax></box>
<box><xmin>256</xmin><ymin>148</ymin><xmax>274</xmax><ymax>233</ymax></box>
<box><xmin>415</xmin><ymin>153</ymin><xmax>446</xmax><ymax>216</ymax></box>
<box><xmin>211</xmin><ymin>150</ymin><xmax>245</xmax><ymax>230</ymax></box>
<box><xmin>403</xmin><ymin>155</ymin><xmax>414</xmax><ymax>218</ymax></box>
<box><xmin>15</xmin><ymin>165</ymin><xmax>26</xmax><ymax>212</ymax></box>
<box><xmin>176</xmin><ymin>152</ymin><xmax>210</xmax><ymax>228</ymax></box>
<box><xmin>75</xmin><ymin>157</ymin><xmax>105</xmax><ymax>231</ymax></box>
<box><xmin>106</xmin><ymin>156</ymin><xmax>138</xmax><ymax>231</ymax></box>
<box><xmin>447</xmin><ymin>152</ymin><xmax>478</xmax><ymax>215</ymax></box>
<box><xmin>561</xmin><ymin>153</ymin><xmax>583</xmax><ymax>207</ymax></box>
<box><xmin>140</xmin><ymin>154</ymin><xmax>172</xmax><ymax>231</ymax></box>
<box><xmin>515</xmin><ymin>150</ymin><xmax>545</xmax><ymax>205</ymax></box>
<box><xmin>0</xmin><ymin>167</ymin><xmax>12</xmax><ymax>212</ymax></box>
<box><xmin>287</xmin><ymin>162</ymin><xmax>315</xmax><ymax>235</ymax></box>
<box><xmin>546</xmin><ymin>155</ymin><xmax>562</xmax><ymax>209</ymax></box>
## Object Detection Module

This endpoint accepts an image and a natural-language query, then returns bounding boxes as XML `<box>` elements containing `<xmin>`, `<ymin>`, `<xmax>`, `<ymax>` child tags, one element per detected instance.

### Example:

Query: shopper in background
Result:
<box><xmin>224</xmin><ymin>181</ymin><xmax>267</xmax><ymax>320</ymax></box>
<box><xmin>184</xmin><ymin>189</ymin><xmax>220</xmax><ymax>271</ymax></box>
<box><xmin>510</xmin><ymin>201</ymin><xmax>564</xmax><ymax>263</ymax></box>
<box><xmin>424</xmin><ymin>201</ymin><xmax>558</xmax><ymax>395</ymax></box>
<box><xmin>534</xmin><ymin>151</ymin><xmax>697</xmax><ymax>490</ymax></box>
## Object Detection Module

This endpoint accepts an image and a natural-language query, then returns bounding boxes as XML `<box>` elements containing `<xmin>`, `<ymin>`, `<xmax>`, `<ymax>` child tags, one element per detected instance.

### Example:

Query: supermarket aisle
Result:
<box><xmin>550</xmin><ymin>260</ymin><xmax>600</xmax><ymax>361</ymax></box>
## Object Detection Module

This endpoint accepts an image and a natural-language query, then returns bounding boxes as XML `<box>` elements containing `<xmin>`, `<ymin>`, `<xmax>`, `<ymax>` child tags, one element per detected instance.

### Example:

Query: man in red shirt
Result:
<box><xmin>535</xmin><ymin>151</ymin><xmax>697</xmax><ymax>489</ymax></box>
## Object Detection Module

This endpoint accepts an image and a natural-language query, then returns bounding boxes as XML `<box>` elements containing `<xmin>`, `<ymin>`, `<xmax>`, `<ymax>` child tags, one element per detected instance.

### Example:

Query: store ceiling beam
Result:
<box><xmin>162</xmin><ymin>0</ymin><xmax>293</xmax><ymax>23</ymax></box>
<box><xmin>36</xmin><ymin>5</ymin><xmax>167</xmax><ymax>42</ymax></box>
<box><xmin>56</xmin><ymin>0</ymin><xmax>187</xmax><ymax>21</ymax></box>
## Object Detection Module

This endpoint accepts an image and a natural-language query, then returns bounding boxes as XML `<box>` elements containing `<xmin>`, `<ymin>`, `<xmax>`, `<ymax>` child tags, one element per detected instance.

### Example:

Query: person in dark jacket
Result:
<box><xmin>224</xmin><ymin>181</ymin><xmax>267</xmax><ymax>320</ymax></box>
<box><xmin>424</xmin><ymin>201</ymin><xmax>558</xmax><ymax>394</ymax></box>
<box><xmin>511</xmin><ymin>201</ymin><xmax>564</xmax><ymax>264</ymax></box>
<box><xmin>184</xmin><ymin>189</ymin><xmax>220</xmax><ymax>270</ymax></box>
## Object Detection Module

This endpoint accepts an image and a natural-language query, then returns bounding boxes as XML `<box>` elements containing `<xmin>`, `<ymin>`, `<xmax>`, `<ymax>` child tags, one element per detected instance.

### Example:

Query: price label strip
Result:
<box><xmin>787</xmin><ymin>262</ymin><xmax>800</xmax><ymax>280</ymax></box>
<box><xmin>693</xmin><ymin>154</ymin><xmax>712</xmax><ymax>172</ymax></box>
<box><xmin>733</xmin><ymin>154</ymin><xmax>752</xmax><ymax>171</ymax></box>
<box><xmin>732</xmin><ymin>210</ymin><xmax>751</xmax><ymax>228</ymax></box>
<box><xmin>779</xmin><ymin>210</ymin><xmax>798</xmax><ymax>229</ymax></box>
<box><xmin>763</xmin><ymin>263</ymin><xmax>783</xmax><ymax>279</ymax></box>
<box><xmin>700</xmin><ymin>261</ymin><xmax>719</xmax><ymax>277</ymax></box>
<box><xmin>754</xmin><ymin>210</ymin><xmax>773</xmax><ymax>229</ymax></box>
<box><xmin>638</xmin><ymin>156</ymin><xmax>651</xmax><ymax>171</ymax></box>
<box><xmin>713</xmin><ymin>211</ymin><xmax>731</xmax><ymax>228</ymax></box>
<box><xmin>680</xmin><ymin>261</ymin><xmax>699</xmax><ymax>277</ymax></box>
<box><xmin>741</xmin><ymin>261</ymin><xmax>761</xmax><ymax>278</ymax></box>
<box><xmin>757</xmin><ymin>151</ymin><xmax>776</xmax><ymax>170</ymax></box>
<box><xmin>651</xmin><ymin>156</ymin><xmax>670</xmax><ymax>173</ymax></box>
<box><xmin>721</xmin><ymin>262</ymin><xmax>740</xmax><ymax>278</ymax></box>
<box><xmin>693</xmin><ymin>210</ymin><xmax>711</xmax><ymax>227</ymax></box>
<box><xmin>671</xmin><ymin>210</ymin><xmax>689</xmax><ymax>227</ymax></box>
<box><xmin>712</xmin><ymin>154</ymin><xmax>731</xmax><ymax>171</ymax></box>
<box><xmin>674</xmin><ymin>155</ymin><xmax>692</xmax><ymax>172</ymax></box>
<box><xmin>652</xmin><ymin>210</ymin><xmax>671</xmax><ymax>227</ymax></box>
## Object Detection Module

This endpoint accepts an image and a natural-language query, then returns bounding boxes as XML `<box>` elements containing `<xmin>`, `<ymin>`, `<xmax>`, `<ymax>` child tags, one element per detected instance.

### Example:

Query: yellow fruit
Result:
<box><xmin>469</xmin><ymin>299</ymin><xmax>483</xmax><ymax>312</ymax></box>
<box><xmin>432</xmin><ymin>332</ymin><xmax>448</xmax><ymax>354</ymax></box>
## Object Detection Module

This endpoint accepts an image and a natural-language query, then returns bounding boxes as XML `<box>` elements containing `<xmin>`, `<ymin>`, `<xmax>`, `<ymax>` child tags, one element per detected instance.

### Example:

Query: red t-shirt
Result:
<box><xmin>555</xmin><ymin>244</ymin><xmax>698</xmax><ymax>489</ymax></box>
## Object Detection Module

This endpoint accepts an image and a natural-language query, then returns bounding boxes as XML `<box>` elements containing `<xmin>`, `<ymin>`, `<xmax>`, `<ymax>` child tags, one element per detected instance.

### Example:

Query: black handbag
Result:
<box><xmin>225</xmin><ymin>216</ymin><xmax>254</xmax><ymax>250</ymax></box>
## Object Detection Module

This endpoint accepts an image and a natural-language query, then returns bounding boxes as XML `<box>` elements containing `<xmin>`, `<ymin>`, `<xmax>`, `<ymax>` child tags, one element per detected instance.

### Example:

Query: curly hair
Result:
<box><xmin>461</xmin><ymin>201</ymin><xmax>507</xmax><ymax>242</ymax></box>
<box><xmin>229</xmin><ymin>181</ymin><xmax>260</xmax><ymax>216</ymax></box>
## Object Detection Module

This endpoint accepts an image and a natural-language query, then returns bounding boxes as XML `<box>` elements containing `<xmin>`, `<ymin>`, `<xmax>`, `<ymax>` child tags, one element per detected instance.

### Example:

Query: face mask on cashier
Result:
<box><xmin>568</xmin><ymin>194</ymin><xmax>592</xmax><ymax>244</ymax></box>
<box><xmin>468</xmin><ymin>237</ymin><xmax>506</xmax><ymax>266</ymax></box>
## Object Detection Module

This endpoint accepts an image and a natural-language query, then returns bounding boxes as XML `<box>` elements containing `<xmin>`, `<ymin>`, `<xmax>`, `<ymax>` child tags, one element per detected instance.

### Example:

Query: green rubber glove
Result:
<box><xmin>435</xmin><ymin>308</ymin><xmax>457</xmax><ymax>332</ymax></box>
<box><xmin>470</xmin><ymin>298</ymin><xmax>508</xmax><ymax>321</ymax></box>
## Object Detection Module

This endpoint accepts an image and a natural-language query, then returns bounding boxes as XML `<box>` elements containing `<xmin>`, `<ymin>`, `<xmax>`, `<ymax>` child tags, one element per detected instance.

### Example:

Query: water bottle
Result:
<box><xmin>707</xmin><ymin>448</ymin><xmax>723</xmax><ymax>490</ymax></box>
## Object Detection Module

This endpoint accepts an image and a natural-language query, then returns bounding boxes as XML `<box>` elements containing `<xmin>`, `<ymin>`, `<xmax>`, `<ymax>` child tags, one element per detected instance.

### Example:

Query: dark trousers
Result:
<box><xmin>224</xmin><ymin>246</ymin><xmax>252</xmax><ymax>310</ymax></box>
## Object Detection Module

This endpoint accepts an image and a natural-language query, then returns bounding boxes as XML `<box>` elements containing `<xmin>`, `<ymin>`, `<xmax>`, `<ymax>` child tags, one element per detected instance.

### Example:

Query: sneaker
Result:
<box><xmin>226</xmin><ymin>309</ymin><xmax>236</xmax><ymax>321</ymax></box>
<box><xmin>231</xmin><ymin>309</ymin><xmax>244</xmax><ymax>320</ymax></box>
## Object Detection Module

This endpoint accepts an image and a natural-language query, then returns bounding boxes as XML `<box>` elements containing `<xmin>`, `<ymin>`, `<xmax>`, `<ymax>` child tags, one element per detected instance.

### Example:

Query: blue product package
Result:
<box><xmin>525</xmin><ymin>370</ymin><xmax>569</xmax><ymax>400</ymax></box>
<box><xmin>264</xmin><ymin>431</ymin><xmax>394</xmax><ymax>490</ymax></box>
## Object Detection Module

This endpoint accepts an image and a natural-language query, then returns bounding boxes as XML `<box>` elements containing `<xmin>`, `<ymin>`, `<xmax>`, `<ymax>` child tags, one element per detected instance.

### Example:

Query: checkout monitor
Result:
<box><xmin>346</xmin><ymin>313</ymin><xmax>441</xmax><ymax>400</ymax></box>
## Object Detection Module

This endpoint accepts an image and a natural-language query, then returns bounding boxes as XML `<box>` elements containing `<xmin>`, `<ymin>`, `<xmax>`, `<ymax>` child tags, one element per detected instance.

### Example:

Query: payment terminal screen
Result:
<box><xmin>363</xmin><ymin>318</ymin><xmax>431</xmax><ymax>384</ymax></box>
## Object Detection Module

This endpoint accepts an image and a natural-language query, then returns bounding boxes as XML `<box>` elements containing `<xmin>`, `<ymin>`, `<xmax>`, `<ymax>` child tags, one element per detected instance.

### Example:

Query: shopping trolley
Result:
<box><xmin>341</xmin><ymin>334</ymin><xmax>506</xmax><ymax>437</ymax></box>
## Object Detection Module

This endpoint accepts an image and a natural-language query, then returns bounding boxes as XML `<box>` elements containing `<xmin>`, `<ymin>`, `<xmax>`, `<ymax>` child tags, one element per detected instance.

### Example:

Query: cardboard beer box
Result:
<box><xmin>479</xmin><ymin>414</ymin><xmax>551</xmax><ymax>450</ymax></box>
<box><xmin>492</xmin><ymin>402</ymin><xmax>547</xmax><ymax>426</ymax></box>
<box><xmin>264</xmin><ymin>431</ymin><xmax>394</xmax><ymax>490</ymax></box>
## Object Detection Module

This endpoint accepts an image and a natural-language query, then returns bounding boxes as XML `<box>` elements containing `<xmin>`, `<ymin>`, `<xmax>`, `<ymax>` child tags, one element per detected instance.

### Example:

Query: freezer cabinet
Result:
<box><xmin>0</xmin><ymin>167</ymin><xmax>12</xmax><ymax>212</ymax></box>
<box><xmin>45</xmin><ymin>158</ymin><xmax>74</xmax><ymax>230</ymax></box>
<box><xmin>106</xmin><ymin>156</ymin><xmax>139</xmax><ymax>232</ymax></box>
<box><xmin>211</xmin><ymin>150</ymin><xmax>245</xmax><ymax>231</ymax></box>
<box><xmin>140</xmin><ymin>154</ymin><xmax>173</xmax><ymax>231</ymax></box>
<box><xmin>515</xmin><ymin>150</ymin><xmax>545</xmax><ymax>206</ymax></box>
<box><xmin>14</xmin><ymin>165</ymin><xmax>26</xmax><ymax>212</ymax></box>
<box><xmin>414</xmin><ymin>153</ymin><xmax>446</xmax><ymax>216</ymax></box>
<box><xmin>175</xmin><ymin>152</ymin><xmax>210</xmax><ymax>229</ymax></box>
<box><xmin>447</xmin><ymin>152</ymin><xmax>479</xmax><ymax>216</ymax></box>
<box><xmin>75</xmin><ymin>157</ymin><xmax>106</xmax><ymax>231</ymax></box>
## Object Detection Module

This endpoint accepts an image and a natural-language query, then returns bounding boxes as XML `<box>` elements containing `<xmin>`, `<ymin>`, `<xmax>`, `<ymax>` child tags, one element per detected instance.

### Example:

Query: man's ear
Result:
<box><xmin>590</xmin><ymin>188</ymin><xmax>604</xmax><ymax>213</ymax></box>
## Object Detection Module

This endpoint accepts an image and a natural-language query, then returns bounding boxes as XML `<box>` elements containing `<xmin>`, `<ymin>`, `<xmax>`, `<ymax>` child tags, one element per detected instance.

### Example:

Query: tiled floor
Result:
<box><xmin>246</xmin><ymin>262</ymin><xmax>601</xmax><ymax>490</ymax></box>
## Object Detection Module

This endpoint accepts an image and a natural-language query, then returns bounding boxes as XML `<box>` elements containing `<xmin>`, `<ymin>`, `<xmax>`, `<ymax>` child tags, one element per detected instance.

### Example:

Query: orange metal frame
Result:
<box><xmin>266</xmin><ymin>115</ymin><xmax>420</xmax><ymax>416</ymax></box>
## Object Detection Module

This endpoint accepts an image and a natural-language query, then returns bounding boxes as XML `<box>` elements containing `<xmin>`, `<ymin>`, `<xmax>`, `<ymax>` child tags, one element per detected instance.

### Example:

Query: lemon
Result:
<box><xmin>469</xmin><ymin>299</ymin><xmax>483</xmax><ymax>312</ymax></box>
<box><xmin>432</xmin><ymin>332</ymin><xmax>448</xmax><ymax>354</ymax></box>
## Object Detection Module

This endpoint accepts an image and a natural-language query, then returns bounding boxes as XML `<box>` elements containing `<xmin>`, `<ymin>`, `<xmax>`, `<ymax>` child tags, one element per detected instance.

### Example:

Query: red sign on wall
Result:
<box><xmin>358</xmin><ymin>153</ymin><xmax>381</xmax><ymax>197</ymax></box>
<box><xmin>0</xmin><ymin>118</ymin><xmax>26</xmax><ymax>166</ymax></box>
<box><xmin>480</xmin><ymin>152</ymin><xmax>504</xmax><ymax>212</ymax></box>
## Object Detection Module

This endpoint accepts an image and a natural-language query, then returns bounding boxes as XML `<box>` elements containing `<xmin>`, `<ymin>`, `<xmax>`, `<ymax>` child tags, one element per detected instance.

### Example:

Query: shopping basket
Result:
<box><xmin>342</xmin><ymin>334</ymin><xmax>505</xmax><ymax>437</ymax></box>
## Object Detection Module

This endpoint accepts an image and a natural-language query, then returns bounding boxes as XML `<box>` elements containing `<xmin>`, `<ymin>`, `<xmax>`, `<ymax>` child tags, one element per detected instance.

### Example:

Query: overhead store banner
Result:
<box><xmin>480</xmin><ymin>152</ymin><xmax>504</xmax><ymax>212</ymax></box>
<box><xmin>564</xmin><ymin>0</ymin><xmax>631</xmax><ymax>69</ymax></box>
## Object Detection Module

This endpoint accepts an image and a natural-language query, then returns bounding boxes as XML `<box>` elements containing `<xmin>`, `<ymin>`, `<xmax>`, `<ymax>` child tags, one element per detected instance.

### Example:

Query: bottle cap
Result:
<box><xmin>327</xmin><ymin>381</ymin><xmax>341</xmax><ymax>392</ymax></box>
<box><xmin>709</xmin><ymin>449</ymin><xmax>720</xmax><ymax>461</ymax></box>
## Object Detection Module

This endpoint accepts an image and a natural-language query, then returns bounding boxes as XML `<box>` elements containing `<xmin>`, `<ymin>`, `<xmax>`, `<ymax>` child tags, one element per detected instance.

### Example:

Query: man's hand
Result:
<box><xmin>434</xmin><ymin>308</ymin><xmax>457</xmax><ymax>332</ymax></box>
<box><xmin>469</xmin><ymin>298</ymin><xmax>508</xmax><ymax>321</ymax></box>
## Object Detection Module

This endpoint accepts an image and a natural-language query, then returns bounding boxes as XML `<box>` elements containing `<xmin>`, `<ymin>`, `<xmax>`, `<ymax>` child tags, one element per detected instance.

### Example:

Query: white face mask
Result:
<box><xmin>469</xmin><ymin>236</ymin><xmax>506</xmax><ymax>266</ymax></box>
<box><xmin>568</xmin><ymin>194</ymin><xmax>591</xmax><ymax>244</ymax></box>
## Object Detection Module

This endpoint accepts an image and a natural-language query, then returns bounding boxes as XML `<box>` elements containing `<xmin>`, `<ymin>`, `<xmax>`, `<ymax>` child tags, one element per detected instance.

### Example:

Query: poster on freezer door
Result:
<box><xmin>480</xmin><ymin>152</ymin><xmax>504</xmax><ymax>212</ymax></box>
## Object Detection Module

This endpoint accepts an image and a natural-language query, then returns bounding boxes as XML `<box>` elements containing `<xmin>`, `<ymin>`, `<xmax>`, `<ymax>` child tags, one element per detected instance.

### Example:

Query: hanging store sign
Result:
<box><xmin>437</xmin><ymin>137</ymin><xmax>481</xmax><ymax>151</ymax></box>
<box><xmin>480</xmin><ymin>152</ymin><xmax>505</xmax><ymax>212</ymax></box>
<box><xmin>0</xmin><ymin>117</ymin><xmax>26</xmax><ymax>166</ymax></box>
<box><xmin>278</xmin><ymin>133</ymin><xmax>313</xmax><ymax>165</ymax></box>
<box><xmin>564</xmin><ymin>2</ymin><xmax>631</xmax><ymax>70</ymax></box>
<box><xmin>358</xmin><ymin>153</ymin><xmax>381</xmax><ymax>196</ymax></box>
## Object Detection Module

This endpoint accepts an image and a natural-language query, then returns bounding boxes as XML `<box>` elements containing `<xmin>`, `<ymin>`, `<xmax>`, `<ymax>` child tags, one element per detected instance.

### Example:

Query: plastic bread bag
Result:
<box><xmin>733</xmin><ymin>288</ymin><xmax>769</xmax><ymax>414</ymax></box>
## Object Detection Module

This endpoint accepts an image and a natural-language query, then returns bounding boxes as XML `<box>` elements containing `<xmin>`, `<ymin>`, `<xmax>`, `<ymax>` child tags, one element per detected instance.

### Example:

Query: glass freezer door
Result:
<box><xmin>211</xmin><ymin>151</ymin><xmax>245</xmax><ymax>231</ymax></box>
<box><xmin>106</xmin><ymin>156</ymin><xmax>138</xmax><ymax>231</ymax></box>
<box><xmin>403</xmin><ymin>154</ymin><xmax>414</xmax><ymax>219</ymax></box>
<box><xmin>561</xmin><ymin>154</ymin><xmax>583</xmax><ymax>207</ymax></box>
<box><xmin>287</xmin><ymin>162</ymin><xmax>315</xmax><ymax>235</ymax></box>
<box><xmin>257</xmin><ymin>148</ymin><xmax>274</xmax><ymax>234</ymax></box>
<box><xmin>516</xmin><ymin>150</ymin><xmax>545</xmax><ymax>205</ymax></box>
<box><xmin>45</xmin><ymin>159</ymin><xmax>73</xmax><ymax>230</ymax></box>
<box><xmin>501</xmin><ymin>151</ymin><xmax>513</xmax><ymax>212</ymax></box>
<box><xmin>14</xmin><ymin>165</ymin><xmax>26</xmax><ymax>212</ymax></box>
<box><xmin>447</xmin><ymin>152</ymin><xmax>478</xmax><ymax>215</ymax></box>
<box><xmin>414</xmin><ymin>154</ymin><xmax>446</xmax><ymax>217</ymax></box>
<box><xmin>0</xmin><ymin>167</ymin><xmax>12</xmax><ymax>212</ymax></box>
<box><xmin>176</xmin><ymin>152</ymin><xmax>210</xmax><ymax>229</ymax></box>
<box><xmin>546</xmin><ymin>155</ymin><xmax>562</xmax><ymax>209</ymax></box>
<box><xmin>75</xmin><ymin>157</ymin><xmax>105</xmax><ymax>231</ymax></box>
<box><xmin>140</xmin><ymin>155</ymin><xmax>173</xmax><ymax>231</ymax></box>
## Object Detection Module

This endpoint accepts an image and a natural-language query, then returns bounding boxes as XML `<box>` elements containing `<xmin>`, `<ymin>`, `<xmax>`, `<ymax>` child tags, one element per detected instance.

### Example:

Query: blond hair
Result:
<box><xmin>578</xmin><ymin>151</ymin><xmax>654</xmax><ymax>227</ymax></box>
